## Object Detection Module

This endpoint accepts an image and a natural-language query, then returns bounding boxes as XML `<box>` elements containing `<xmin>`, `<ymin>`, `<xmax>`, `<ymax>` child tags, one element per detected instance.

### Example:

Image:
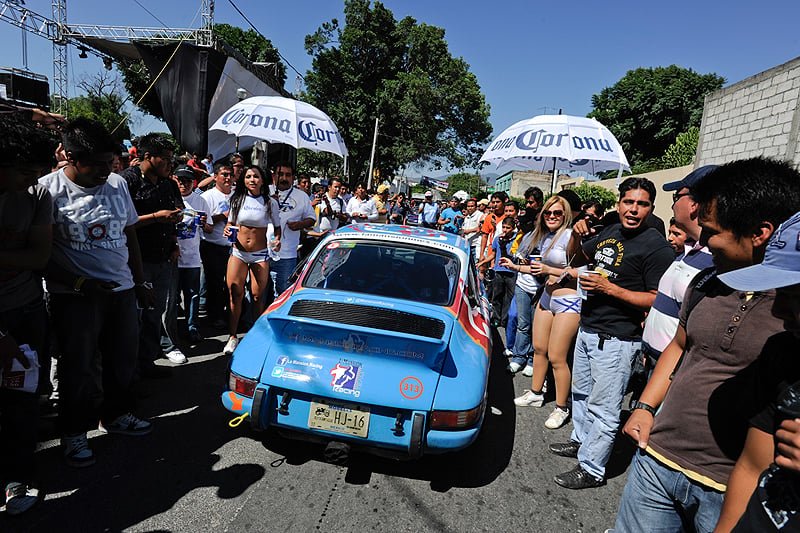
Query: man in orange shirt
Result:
<box><xmin>478</xmin><ymin>191</ymin><xmax>508</xmax><ymax>268</ymax></box>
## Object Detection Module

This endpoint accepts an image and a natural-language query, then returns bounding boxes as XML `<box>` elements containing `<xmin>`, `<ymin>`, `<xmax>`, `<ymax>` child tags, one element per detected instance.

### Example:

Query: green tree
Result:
<box><xmin>118</xmin><ymin>24</ymin><xmax>286</xmax><ymax>120</ymax></box>
<box><xmin>588</xmin><ymin>65</ymin><xmax>724</xmax><ymax>170</ymax></box>
<box><xmin>304</xmin><ymin>0</ymin><xmax>492</xmax><ymax>181</ymax></box>
<box><xmin>446</xmin><ymin>172</ymin><xmax>485</xmax><ymax>198</ymax></box>
<box><xmin>68</xmin><ymin>72</ymin><xmax>131</xmax><ymax>144</ymax></box>
<box><xmin>570</xmin><ymin>182</ymin><xmax>618</xmax><ymax>210</ymax></box>
<box><xmin>661</xmin><ymin>126</ymin><xmax>699</xmax><ymax>168</ymax></box>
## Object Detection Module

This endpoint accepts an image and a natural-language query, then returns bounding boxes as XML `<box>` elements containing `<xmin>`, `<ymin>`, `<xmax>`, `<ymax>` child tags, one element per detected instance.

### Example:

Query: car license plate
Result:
<box><xmin>308</xmin><ymin>399</ymin><xmax>370</xmax><ymax>438</ymax></box>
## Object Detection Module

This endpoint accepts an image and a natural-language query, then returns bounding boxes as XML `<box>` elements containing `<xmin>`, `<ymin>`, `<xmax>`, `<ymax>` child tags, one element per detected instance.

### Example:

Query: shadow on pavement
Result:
<box><xmin>2</xmin><ymin>335</ymin><xmax>266</xmax><ymax>532</ymax></box>
<box><xmin>257</xmin><ymin>328</ymin><xmax>517</xmax><ymax>492</ymax></box>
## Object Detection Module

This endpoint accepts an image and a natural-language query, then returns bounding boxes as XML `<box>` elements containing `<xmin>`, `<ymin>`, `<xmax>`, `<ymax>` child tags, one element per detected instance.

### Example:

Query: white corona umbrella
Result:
<box><xmin>209</xmin><ymin>95</ymin><xmax>348</xmax><ymax>157</ymax></box>
<box><xmin>480</xmin><ymin>115</ymin><xmax>629</xmax><ymax>191</ymax></box>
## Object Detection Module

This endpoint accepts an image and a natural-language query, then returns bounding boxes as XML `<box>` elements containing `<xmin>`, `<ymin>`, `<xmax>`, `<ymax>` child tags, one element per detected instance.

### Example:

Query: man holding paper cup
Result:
<box><xmin>550</xmin><ymin>177</ymin><xmax>674</xmax><ymax>490</ymax></box>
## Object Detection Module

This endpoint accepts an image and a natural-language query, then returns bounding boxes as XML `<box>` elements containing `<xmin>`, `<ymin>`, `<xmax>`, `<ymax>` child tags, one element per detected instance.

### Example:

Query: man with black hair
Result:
<box><xmin>479</xmin><ymin>191</ymin><xmax>509</xmax><ymax>267</ymax></box>
<box><xmin>551</xmin><ymin>176</ymin><xmax>674</xmax><ymax>490</ymax></box>
<box><xmin>518</xmin><ymin>186</ymin><xmax>543</xmax><ymax>234</ymax></box>
<box><xmin>0</xmin><ymin>111</ymin><xmax>56</xmax><ymax>515</ymax></box>
<box><xmin>613</xmin><ymin>158</ymin><xmax>800</xmax><ymax>532</ymax></box>
<box><xmin>119</xmin><ymin>133</ymin><xmax>186</xmax><ymax>369</ymax></box>
<box><xmin>272</xmin><ymin>161</ymin><xmax>315</xmax><ymax>298</ymax></box>
<box><xmin>40</xmin><ymin>118</ymin><xmax>154</xmax><ymax>469</ymax></box>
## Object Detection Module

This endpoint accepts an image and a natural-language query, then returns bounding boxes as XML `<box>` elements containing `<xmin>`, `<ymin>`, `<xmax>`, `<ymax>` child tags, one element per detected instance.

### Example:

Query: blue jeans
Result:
<box><xmin>140</xmin><ymin>261</ymin><xmax>177</xmax><ymax>363</ymax></box>
<box><xmin>506</xmin><ymin>294</ymin><xmax>517</xmax><ymax>353</ymax></box>
<box><xmin>570</xmin><ymin>327</ymin><xmax>638</xmax><ymax>480</ymax></box>
<box><xmin>614</xmin><ymin>452</ymin><xmax>724</xmax><ymax>533</ymax></box>
<box><xmin>50</xmin><ymin>289</ymin><xmax>138</xmax><ymax>434</ymax></box>
<box><xmin>168</xmin><ymin>267</ymin><xmax>201</xmax><ymax>333</ymax></box>
<box><xmin>511</xmin><ymin>287</ymin><xmax>538</xmax><ymax>367</ymax></box>
<box><xmin>271</xmin><ymin>257</ymin><xmax>297</xmax><ymax>299</ymax></box>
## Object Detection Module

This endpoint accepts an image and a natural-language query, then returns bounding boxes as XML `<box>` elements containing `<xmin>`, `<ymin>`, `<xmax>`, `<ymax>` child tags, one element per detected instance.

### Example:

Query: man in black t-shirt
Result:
<box><xmin>119</xmin><ymin>133</ymin><xmax>185</xmax><ymax>371</ymax></box>
<box><xmin>712</xmin><ymin>211</ymin><xmax>800</xmax><ymax>532</ymax></box>
<box><xmin>550</xmin><ymin>177</ymin><xmax>674</xmax><ymax>490</ymax></box>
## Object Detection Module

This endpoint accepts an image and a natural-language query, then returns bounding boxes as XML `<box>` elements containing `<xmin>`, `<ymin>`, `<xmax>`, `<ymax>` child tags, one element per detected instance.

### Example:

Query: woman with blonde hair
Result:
<box><xmin>502</xmin><ymin>195</ymin><xmax>581</xmax><ymax>429</ymax></box>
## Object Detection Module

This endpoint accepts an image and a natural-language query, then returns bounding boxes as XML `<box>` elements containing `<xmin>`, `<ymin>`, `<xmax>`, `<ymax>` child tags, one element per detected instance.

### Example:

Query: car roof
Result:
<box><xmin>332</xmin><ymin>224</ymin><xmax>470</xmax><ymax>256</ymax></box>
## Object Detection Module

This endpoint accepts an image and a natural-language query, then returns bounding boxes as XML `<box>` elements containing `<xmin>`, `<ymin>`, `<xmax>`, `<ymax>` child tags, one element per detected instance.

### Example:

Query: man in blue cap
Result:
<box><xmin>636</xmin><ymin>166</ymin><xmax>718</xmax><ymax>384</ymax></box>
<box><xmin>713</xmin><ymin>211</ymin><xmax>800</xmax><ymax>532</ymax></box>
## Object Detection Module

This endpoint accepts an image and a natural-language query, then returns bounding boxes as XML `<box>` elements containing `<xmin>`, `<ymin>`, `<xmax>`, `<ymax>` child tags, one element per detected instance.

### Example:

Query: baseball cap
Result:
<box><xmin>377</xmin><ymin>184</ymin><xmax>390</xmax><ymax>194</ymax></box>
<box><xmin>424</xmin><ymin>190</ymin><xmax>433</xmax><ymax>197</ymax></box>
<box><xmin>477</xmin><ymin>198</ymin><xmax>489</xmax><ymax>206</ymax></box>
<box><xmin>662</xmin><ymin>165</ymin><xmax>719</xmax><ymax>192</ymax></box>
<box><xmin>718</xmin><ymin>211</ymin><xmax>800</xmax><ymax>291</ymax></box>
<box><xmin>174</xmin><ymin>165</ymin><xmax>196</xmax><ymax>181</ymax></box>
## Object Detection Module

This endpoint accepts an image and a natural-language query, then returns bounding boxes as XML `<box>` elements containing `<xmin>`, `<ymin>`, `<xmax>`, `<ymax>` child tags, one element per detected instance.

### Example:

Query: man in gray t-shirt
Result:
<box><xmin>40</xmin><ymin>119</ymin><xmax>155</xmax><ymax>470</ymax></box>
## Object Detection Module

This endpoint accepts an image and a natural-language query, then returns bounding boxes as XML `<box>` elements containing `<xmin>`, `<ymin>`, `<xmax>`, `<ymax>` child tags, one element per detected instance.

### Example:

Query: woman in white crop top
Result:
<box><xmin>221</xmin><ymin>166</ymin><xmax>281</xmax><ymax>354</ymax></box>
<box><xmin>502</xmin><ymin>195</ymin><xmax>581</xmax><ymax>429</ymax></box>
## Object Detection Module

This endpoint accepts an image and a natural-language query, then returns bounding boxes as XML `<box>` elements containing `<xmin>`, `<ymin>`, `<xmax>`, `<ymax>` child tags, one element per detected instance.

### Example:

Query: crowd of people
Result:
<box><xmin>2</xmin><ymin>110</ymin><xmax>800</xmax><ymax>532</ymax></box>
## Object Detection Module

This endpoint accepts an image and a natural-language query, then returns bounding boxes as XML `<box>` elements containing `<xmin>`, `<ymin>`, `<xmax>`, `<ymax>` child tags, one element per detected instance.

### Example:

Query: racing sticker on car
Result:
<box><xmin>329</xmin><ymin>359</ymin><xmax>363</xmax><ymax>397</ymax></box>
<box><xmin>399</xmin><ymin>376</ymin><xmax>423</xmax><ymax>399</ymax></box>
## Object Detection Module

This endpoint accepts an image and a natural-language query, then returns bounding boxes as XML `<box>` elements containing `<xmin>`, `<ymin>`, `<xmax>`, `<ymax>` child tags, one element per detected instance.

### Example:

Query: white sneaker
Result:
<box><xmin>165</xmin><ymin>349</ymin><xmax>187</xmax><ymax>364</ymax></box>
<box><xmin>507</xmin><ymin>361</ymin><xmax>523</xmax><ymax>373</ymax></box>
<box><xmin>62</xmin><ymin>433</ymin><xmax>95</xmax><ymax>468</ymax></box>
<box><xmin>514</xmin><ymin>389</ymin><xmax>544</xmax><ymax>407</ymax></box>
<box><xmin>503</xmin><ymin>348</ymin><xmax>514</xmax><ymax>357</ymax></box>
<box><xmin>545</xmin><ymin>406</ymin><xmax>571</xmax><ymax>429</ymax></box>
<box><xmin>522</xmin><ymin>364</ymin><xmax>534</xmax><ymax>377</ymax></box>
<box><xmin>223</xmin><ymin>336</ymin><xmax>239</xmax><ymax>355</ymax></box>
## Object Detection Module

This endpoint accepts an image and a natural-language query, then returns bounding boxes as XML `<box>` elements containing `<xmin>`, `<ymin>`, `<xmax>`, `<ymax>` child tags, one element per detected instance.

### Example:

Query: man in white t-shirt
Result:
<box><xmin>200</xmin><ymin>162</ymin><xmax>233</xmax><ymax>328</ymax></box>
<box><xmin>461</xmin><ymin>198</ymin><xmax>483</xmax><ymax>260</ymax></box>
<box><xmin>169</xmin><ymin>165</ymin><xmax>211</xmax><ymax>344</ymax></box>
<box><xmin>346</xmin><ymin>183</ymin><xmax>379</xmax><ymax>224</ymax></box>
<box><xmin>40</xmin><ymin>118</ymin><xmax>154</xmax><ymax>468</ymax></box>
<box><xmin>272</xmin><ymin>161</ymin><xmax>315</xmax><ymax>297</ymax></box>
<box><xmin>316</xmin><ymin>176</ymin><xmax>348</xmax><ymax>233</ymax></box>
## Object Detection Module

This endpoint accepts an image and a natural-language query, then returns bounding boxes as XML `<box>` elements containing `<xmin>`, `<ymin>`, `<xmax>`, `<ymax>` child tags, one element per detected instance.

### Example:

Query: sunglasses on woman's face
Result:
<box><xmin>543</xmin><ymin>209</ymin><xmax>564</xmax><ymax>217</ymax></box>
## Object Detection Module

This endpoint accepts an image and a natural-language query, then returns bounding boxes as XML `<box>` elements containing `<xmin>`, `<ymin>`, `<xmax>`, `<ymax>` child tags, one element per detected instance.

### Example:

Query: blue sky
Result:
<box><xmin>3</xmin><ymin>0</ymin><xmax>800</xmax><ymax>177</ymax></box>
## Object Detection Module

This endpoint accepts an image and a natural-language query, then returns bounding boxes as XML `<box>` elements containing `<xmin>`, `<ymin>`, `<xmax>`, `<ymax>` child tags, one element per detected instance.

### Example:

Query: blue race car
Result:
<box><xmin>222</xmin><ymin>224</ymin><xmax>492</xmax><ymax>459</ymax></box>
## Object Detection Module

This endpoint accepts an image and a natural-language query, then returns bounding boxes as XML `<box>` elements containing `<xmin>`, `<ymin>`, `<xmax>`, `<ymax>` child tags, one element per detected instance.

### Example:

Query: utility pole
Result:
<box><xmin>367</xmin><ymin>116</ymin><xmax>379</xmax><ymax>189</ymax></box>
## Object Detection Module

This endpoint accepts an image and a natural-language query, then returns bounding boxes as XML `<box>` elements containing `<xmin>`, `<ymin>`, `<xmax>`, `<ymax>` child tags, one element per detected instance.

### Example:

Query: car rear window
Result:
<box><xmin>302</xmin><ymin>241</ymin><xmax>459</xmax><ymax>306</ymax></box>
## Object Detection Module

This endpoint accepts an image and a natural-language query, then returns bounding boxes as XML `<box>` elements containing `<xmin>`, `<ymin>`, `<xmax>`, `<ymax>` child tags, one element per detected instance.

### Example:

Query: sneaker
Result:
<box><xmin>522</xmin><ymin>364</ymin><xmax>534</xmax><ymax>377</ymax></box>
<box><xmin>165</xmin><ymin>349</ymin><xmax>187</xmax><ymax>364</ymax></box>
<box><xmin>223</xmin><ymin>336</ymin><xmax>239</xmax><ymax>356</ymax></box>
<box><xmin>507</xmin><ymin>361</ymin><xmax>522</xmax><ymax>373</ymax></box>
<box><xmin>514</xmin><ymin>389</ymin><xmax>544</xmax><ymax>407</ymax></box>
<box><xmin>188</xmin><ymin>328</ymin><xmax>202</xmax><ymax>344</ymax></box>
<box><xmin>545</xmin><ymin>406</ymin><xmax>571</xmax><ymax>429</ymax></box>
<box><xmin>62</xmin><ymin>433</ymin><xmax>95</xmax><ymax>468</ymax></box>
<box><xmin>4</xmin><ymin>482</ymin><xmax>40</xmax><ymax>516</ymax></box>
<box><xmin>503</xmin><ymin>348</ymin><xmax>514</xmax><ymax>357</ymax></box>
<box><xmin>104</xmin><ymin>413</ymin><xmax>152</xmax><ymax>436</ymax></box>
<box><xmin>548</xmin><ymin>440</ymin><xmax>581</xmax><ymax>458</ymax></box>
<box><xmin>554</xmin><ymin>464</ymin><xmax>605</xmax><ymax>489</ymax></box>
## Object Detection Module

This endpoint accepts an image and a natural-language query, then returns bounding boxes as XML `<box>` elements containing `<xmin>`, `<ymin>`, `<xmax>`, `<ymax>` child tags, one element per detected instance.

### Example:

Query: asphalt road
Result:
<box><xmin>3</xmin><ymin>328</ymin><xmax>634</xmax><ymax>533</ymax></box>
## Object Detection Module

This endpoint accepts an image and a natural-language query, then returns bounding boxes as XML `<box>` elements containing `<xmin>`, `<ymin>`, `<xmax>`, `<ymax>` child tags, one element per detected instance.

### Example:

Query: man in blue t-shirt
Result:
<box><xmin>418</xmin><ymin>191</ymin><xmax>440</xmax><ymax>228</ymax></box>
<box><xmin>438</xmin><ymin>196</ymin><xmax>464</xmax><ymax>234</ymax></box>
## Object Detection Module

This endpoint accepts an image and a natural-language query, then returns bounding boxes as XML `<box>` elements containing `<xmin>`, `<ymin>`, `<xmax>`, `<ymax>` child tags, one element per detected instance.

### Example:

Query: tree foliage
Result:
<box><xmin>446</xmin><ymin>172</ymin><xmax>485</xmax><ymax>198</ymax></box>
<box><xmin>570</xmin><ymin>182</ymin><xmax>618</xmax><ymax>210</ymax></box>
<box><xmin>118</xmin><ymin>24</ymin><xmax>286</xmax><ymax>120</ymax></box>
<box><xmin>68</xmin><ymin>72</ymin><xmax>131</xmax><ymax>144</ymax></box>
<box><xmin>303</xmin><ymin>0</ymin><xmax>492</xmax><ymax>182</ymax></box>
<box><xmin>588</xmin><ymin>65</ymin><xmax>724</xmax><ymax>170</ymax></box>
<box><xmin>661</xmin><ymin>126</ymin><xmax>699</xmax><ymax>168</ymax></box>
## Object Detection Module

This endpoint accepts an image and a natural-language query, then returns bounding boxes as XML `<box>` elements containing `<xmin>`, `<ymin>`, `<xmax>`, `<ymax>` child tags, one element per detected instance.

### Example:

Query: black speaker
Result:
<box><xmin>0</xmin><ymin>68</ymin><xmax>50</xmax><ymax>110</ymax></box>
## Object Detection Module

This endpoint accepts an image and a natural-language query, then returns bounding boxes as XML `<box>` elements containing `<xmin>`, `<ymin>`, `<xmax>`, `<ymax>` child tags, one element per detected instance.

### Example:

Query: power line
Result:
<box><xmin>131</xmin><ymin>0</ymin><xmax>170</xmax><ymax>29</ymax></box>
<box><xmin>225</xmin><ymin>0</ymin><xmax>304</xmax><ymax>81</ymax></box>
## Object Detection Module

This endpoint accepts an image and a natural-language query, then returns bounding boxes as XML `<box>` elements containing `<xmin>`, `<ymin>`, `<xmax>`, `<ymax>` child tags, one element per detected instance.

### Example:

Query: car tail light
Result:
<box><xmin>429</xmin><ymin>402</ymin><xmax>484</xmax><ymax>429</ymax></box>
<box><xmin>228</xmin><ymin>371</ymin><xmax>257</xmax><ymax>398</ymax></box>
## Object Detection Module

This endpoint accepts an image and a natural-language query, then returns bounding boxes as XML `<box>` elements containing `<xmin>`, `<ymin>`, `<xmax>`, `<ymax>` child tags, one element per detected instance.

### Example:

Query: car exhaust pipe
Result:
<box><xmin>323</xmin><ymin>441</ymin><xmax>351</xmax><ymax>465</ymax></box>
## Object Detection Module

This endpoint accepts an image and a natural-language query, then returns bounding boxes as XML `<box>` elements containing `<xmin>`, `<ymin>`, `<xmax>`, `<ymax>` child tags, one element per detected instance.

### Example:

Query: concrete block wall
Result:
<box><xmin>696</xmin><ymin>56</ymin><xmax>800</xmax><ymax>167</ymax></box>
